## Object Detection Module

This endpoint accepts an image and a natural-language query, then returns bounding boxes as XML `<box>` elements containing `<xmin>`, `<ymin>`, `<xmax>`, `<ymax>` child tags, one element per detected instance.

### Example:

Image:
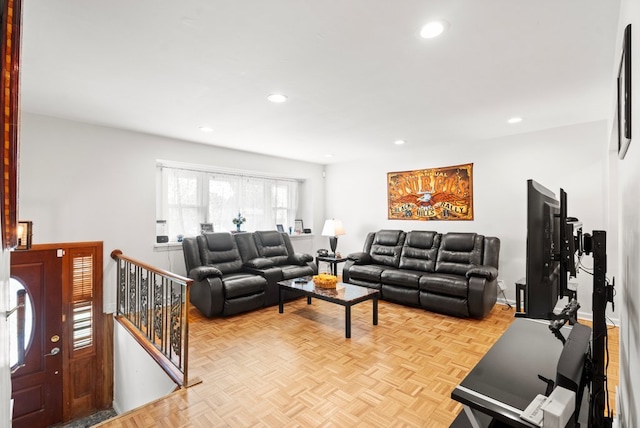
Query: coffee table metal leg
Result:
<box><xmin>278</xmin><ymin>285</ymin><xmax>284</xmax><ymax>313</ymax></box>
<box><xmin>307</xmin><ymin>296</ymin><xmax>312</xmax><ymax>305</ymax></box>
<box><xmin>345</xmin><ymin>305</ymin><xmax>351</xmax><ymax>338</ymax></box>
<box><xmin>373</xmin><ymin>296</ymin><xmax>378</xmax><ymax>325</ymax></box>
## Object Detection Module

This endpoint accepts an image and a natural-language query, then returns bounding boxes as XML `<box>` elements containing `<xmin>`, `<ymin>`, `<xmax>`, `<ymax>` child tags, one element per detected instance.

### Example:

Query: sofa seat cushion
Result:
<box><xmin>280</xmin><ymin>264</ymin><xmax>315</xmax><ymax>280</ymax></box>
<box><xmin>223</xmin><ymin>273</ymin><xmax>267</xmax><ymax>299</ymax></box>
<box><xmin>419</xmin><ymin>292</ymin><xmax>469</xmax><ymax>318</ymax></box>
<box><xmin>380</xmin><ymin>269</ymin><xmax>423</xmax><ymax>289</ymax></box>
<box><xmin>419</xmin><ymin>273</ymin><xmax>468</xmax><ymax>298</ymax></box>
<box><xmin>381</xmin><ymin>284</ymin><xmax>419</xmax><ymax>306</ymax></box>
<box><xmin>223</xmin><ymin>293</ymin><xmax>265</xmax><ymax>316</ymax></box>
<box><xmin>347</xmin><ymin>264</ymin><xmax>392</xmax><ymax>283</ymax></box>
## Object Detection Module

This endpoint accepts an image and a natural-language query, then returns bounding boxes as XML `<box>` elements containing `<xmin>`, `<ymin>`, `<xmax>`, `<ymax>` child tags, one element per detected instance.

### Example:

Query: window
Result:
<box><xmin>158</xmin><ymin>162</ymin><xmax>300</xmax><ymax>240</ymax></box>
<box><xmin>71</xmin><ymin>251</ymin><xmax>95</xmax><ymax>351</ymax></box>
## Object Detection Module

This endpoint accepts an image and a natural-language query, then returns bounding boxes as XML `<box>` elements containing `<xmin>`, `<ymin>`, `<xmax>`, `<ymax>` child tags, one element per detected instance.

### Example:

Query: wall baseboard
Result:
<box><xmin>494</xmin><ymin>299</ymin><xmax>620</xmax><ymax>326</ymax></box>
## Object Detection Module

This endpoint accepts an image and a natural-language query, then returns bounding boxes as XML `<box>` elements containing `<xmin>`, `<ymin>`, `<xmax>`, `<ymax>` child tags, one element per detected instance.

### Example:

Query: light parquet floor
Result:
<box><xmin>99</xmin><ymin>300</ymin><xmax>619</xmax><ymax>427</ymax></box>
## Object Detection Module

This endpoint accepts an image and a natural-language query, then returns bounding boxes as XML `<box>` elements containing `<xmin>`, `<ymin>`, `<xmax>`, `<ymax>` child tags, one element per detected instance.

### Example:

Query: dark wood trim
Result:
<box><xmin>1</xmin><ymin>0</ymin><xmax>21</xmax><ymax>249</ymax></box>
<box><xmin>31</xmin><ymin>242</ymin><xmax>112</xmax><ymax>421</ymax></box>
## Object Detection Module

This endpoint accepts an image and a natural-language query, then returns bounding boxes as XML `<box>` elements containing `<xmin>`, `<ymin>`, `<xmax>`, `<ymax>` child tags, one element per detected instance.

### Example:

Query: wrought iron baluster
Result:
<box><xmin>111</xmin><ymin>249</ymin><xmax>195</xmax><ymax>387</ymax></box>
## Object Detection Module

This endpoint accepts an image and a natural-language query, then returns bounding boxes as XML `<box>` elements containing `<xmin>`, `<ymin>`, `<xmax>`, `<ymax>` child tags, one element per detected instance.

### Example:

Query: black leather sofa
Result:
<box><xmin>342</xmin><ymin>230</ymin><xmax>500</xmax><ymax>319</ymax></box>
<box><xmin>182</xmin><ymin>231</ymin><xmax>317</xmax><ymax>317</ymax></box>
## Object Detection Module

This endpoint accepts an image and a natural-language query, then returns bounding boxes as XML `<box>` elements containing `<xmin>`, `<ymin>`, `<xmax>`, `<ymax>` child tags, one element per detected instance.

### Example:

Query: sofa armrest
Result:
<box><xmin>243</xmin><ymin>257</ymin><xmax>275</xmax><ymax>269</ymax></box>
<box><xmin>347</xmin><ymin>252</ymin><xmax>371</xmax><ymax>265</ymax></box>
<box><xmin>468</xmin><ymin>276</ymin><xmax>498</xmax><ymax>319</ymax></box>
<box><xmin>289</xmin><ymin>252</ymin><xmax>313</xmax><ymax>265</ymax></box>
<box><xmin>189</xmin><ymin>266</ymin><xmax>223</xmax><ymax>281</ymax></box>
<box><xmin>466</xmin><ymin>265</ymin><xmax>498</xmax><ymax>281</ymax></box>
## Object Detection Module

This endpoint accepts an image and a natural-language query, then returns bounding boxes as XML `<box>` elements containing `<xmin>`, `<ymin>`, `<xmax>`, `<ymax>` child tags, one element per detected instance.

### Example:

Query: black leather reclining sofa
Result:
<box><xmin>182</xmin><ymin>230</ymin><xmax>317</xmax><ymax>317</ymax></box>
<box><xmin>342</xmin><ymin>230</ymin><xmax>500</xmax><ymax>319</ymax></box>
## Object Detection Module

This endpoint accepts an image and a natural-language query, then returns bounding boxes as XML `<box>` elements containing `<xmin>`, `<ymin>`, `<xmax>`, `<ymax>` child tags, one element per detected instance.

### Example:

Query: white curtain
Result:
<box><xmin>159</xmin><ymin>164</ymin><xmax>300</xmax><ymax>240</ymax></box>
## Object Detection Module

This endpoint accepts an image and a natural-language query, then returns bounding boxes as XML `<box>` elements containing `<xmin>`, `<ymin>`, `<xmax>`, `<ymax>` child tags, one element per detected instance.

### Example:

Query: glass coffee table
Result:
<box><xmin>278</xmin><ymin>277</ymin><xmax>379</xmax><ymax>338</ymax></box>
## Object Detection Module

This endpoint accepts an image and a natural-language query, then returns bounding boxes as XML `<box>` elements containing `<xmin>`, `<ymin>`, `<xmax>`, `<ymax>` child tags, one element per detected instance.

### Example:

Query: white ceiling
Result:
<box><xmin>20</xmin><ymin>1</ymin><xmax>621</xmax><ymax>165</ymax></box>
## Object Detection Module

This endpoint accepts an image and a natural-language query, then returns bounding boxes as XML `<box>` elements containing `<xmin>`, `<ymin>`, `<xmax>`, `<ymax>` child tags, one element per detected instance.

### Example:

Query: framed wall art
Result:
<box><xmin>387</xmin><ymin>163</ymin><xmax>473</xmax><ymax>221</ymax></box>
<box><xmin>618</xmin><ymin>24</ymin><xmax>632</xmax><ymax>159</ymax></box>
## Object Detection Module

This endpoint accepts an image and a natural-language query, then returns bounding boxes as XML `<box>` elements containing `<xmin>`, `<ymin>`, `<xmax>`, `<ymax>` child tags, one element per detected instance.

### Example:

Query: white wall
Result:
<box><xmin>615</xmin><ymin>0</ymin><xmax>639</xmax><ymax>425</ymax></box>
<box><xmin>112</xmin><ymin>321</ymin><xmax>176</xmax><ymax>414</ymax></box>
<box><xmin>325</xmin><ymin>121</ymin><xmax>611</xmax><ymax>321</ymax></box>
<box><xmin>18</xmin><ymin>112</ymin><xmax>327</xmax><ymax>414</ymax></box>
<box><xmin>18</xmin><ymin>112</ymin><xmax>326</xmax><ymax>314</ymax></box>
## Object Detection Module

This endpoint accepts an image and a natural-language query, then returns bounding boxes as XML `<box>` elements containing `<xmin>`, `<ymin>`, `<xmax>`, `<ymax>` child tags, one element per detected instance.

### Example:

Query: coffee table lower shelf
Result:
<box><xmin>278</xmin><ymin>278</ymin><xmax>379</xmax><ymax>338</ymax></box>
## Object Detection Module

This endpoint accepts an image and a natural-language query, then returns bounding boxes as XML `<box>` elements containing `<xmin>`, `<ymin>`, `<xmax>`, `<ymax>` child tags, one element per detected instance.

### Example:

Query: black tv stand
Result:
<box><xmin>585</xmin><ymin>231</ymin><xmax>614</xmax><ymax>428</ymax></box>
<box><xmin>455</xmin><ymin>230</ymin><xmax>614</xmax><ymax>428</ymax></box>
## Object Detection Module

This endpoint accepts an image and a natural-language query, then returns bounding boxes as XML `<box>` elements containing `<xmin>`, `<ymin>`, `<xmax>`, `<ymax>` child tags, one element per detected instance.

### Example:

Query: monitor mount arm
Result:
<box><xmin>548</xmin><ymin>298</ymin><xmax>581</xmax><ymax>345</ymax></box>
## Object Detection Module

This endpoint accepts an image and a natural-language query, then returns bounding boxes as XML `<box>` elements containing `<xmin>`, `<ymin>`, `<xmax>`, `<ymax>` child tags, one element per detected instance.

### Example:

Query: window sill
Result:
<box><xmin>289</xmin><ymin>234</ymin><xmax>314</xmax><ymax>239</ymax></box>
<box><xmin>153</xmin><ymin>234</ymin><xmax>314</xmax><ymax>251</ymax></box>
<box><xmin>154</xmin><ymin>242</ymin><xmax>183</xmax><ymax>251</ymax></box>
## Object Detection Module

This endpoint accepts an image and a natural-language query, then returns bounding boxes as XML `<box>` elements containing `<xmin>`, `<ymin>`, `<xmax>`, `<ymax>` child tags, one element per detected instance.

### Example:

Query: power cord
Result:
<box><xmin>500</xmin><ymin>288</ymin><xmax>513</xmax><ymax>310</ymax></box>
<box><xmin>497</xmin><ymin>281</ymin><xmax>512</xmax><ymax>309</ymax></box>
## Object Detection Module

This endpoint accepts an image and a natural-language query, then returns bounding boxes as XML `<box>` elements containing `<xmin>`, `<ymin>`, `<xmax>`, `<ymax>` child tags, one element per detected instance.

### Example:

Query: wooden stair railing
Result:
<box><xmin>110</xmin><ymin>250</ymin><xmax>200</xmax><ymax>388</ymax></box>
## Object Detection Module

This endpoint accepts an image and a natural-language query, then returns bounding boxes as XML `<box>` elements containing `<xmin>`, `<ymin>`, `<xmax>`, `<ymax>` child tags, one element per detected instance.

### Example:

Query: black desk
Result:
<box><xmin>451</xmin><ymin>318</ymin><xmax>583</xmax><ymax>428</ymax></box>
<box><xmin>315</xmin><ymin>255</ymin><xmax>347</xmax><ymax>276</ymax></box>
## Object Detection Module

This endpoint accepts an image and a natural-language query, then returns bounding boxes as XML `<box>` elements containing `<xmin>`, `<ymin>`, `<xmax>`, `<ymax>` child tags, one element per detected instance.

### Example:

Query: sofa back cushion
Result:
<box><xmin>435</xmin><ymin>232</ymin><xmax>484</xmax><ymax>275</ymax></box>
<box><xmin>369</xmin><ymin>230</ymin><xmax>405</xmax><ymax>267</ymax></box>
<box><xmin>399</xmin><ymin>231</ymin><xmax>441</xmax><ymax>272</ymax></box>
<box><xmin>254</xmin><ymin>230</ymin><xmax>290</xmax><ymax>265</ymax></box>
<box><xmin>196</xmin><ymin>232</ymin><xmax>243</xmax><ymax>274</ymax></box>
<box><xmin>235</xmin><ymin>232</ymin><xmax>260</xmax><ymax>262</ymax></box>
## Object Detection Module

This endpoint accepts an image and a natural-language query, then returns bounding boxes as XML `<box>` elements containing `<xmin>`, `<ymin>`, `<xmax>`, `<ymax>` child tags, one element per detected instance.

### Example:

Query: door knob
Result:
<box><xmin>44</xmin><ymin>347</ymin><xmax>60</xmax><ymax>357</ymax></box>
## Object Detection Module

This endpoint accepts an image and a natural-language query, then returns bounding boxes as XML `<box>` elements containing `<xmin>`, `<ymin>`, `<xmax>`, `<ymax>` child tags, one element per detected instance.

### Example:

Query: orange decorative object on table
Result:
<box><xmin>313</xmin><ymin>274</ymin><xmax>338</xmax><ymax>288</ymax></box>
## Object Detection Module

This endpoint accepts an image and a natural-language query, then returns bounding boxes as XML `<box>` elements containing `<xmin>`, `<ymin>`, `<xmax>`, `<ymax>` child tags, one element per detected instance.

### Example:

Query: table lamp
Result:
<box><xmin>321</xmin><ymin>218</ymin><xmax>345</xmax><ymax>256</ymax></box>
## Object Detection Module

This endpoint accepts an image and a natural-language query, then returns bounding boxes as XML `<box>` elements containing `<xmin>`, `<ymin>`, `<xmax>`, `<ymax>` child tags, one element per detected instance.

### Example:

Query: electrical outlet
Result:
<box><xmin>498</xmin><ymin>280</ymin><xmax>506</xmax><ymax>291</ymax></box>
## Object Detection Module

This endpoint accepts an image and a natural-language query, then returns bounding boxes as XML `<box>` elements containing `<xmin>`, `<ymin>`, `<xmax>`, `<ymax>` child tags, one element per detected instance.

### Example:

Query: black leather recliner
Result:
<box><xmin>183</xmin><ymin>231</ymin><xmax>317</xmax><ymax>317</ymax></box>
<box><xmin>343</xmin><ymin>230</ymin><xmax>500</xmax><ymax>319</ymax></box>
<box><xmin>238</xmin><ymin>230</ymin><xmax>316</xmax><ymax>306</ymax></box>
<box><xmin>183</xmin><ymin>232</ymin><xmax>267</xmax><ymax>317</ymax></box>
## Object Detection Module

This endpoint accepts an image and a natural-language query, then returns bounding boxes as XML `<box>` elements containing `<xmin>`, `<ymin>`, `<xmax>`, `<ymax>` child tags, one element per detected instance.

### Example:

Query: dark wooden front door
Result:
<box><xmin>10</xmin><ymin>249</ymin><xmax>63</xmax><ymax>427</ymax></box>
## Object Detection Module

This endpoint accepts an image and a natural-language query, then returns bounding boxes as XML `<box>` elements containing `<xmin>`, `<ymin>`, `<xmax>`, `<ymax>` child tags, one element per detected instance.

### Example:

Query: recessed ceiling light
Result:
<box><xmin>420</xmin><ymin>21</ymin><xmax>448</xmax><ymax>39</ymax></box>
<box><xmin>393</xmin><ymin>140</ymin><xmax>406</xmax><ymax>145</ymax></box>
<box><xmin>324</xmin><ymin>153</ymin><xmax>334</xmax><ymax>158</ymax></box>
<box><xmin>199</xmin><ymin>126</ymin><xmax>214</xmax><ymax>132</ymax></box>
<box><xmin>507</xmin><ymin>117</ymin><xmax>523</xmax><ymax>124</ymax></box>
<box><xmin>267</xmin><ymin>93</ymin><xmax>288</xmax><ymax>103</ymax></box>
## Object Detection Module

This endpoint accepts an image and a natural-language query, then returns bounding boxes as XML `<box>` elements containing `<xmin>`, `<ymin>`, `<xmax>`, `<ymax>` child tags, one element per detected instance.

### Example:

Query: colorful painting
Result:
<box><xmin>387</xmin><ymin>163</ymin><xmax>473</xmax><ymax>221</ymax></box>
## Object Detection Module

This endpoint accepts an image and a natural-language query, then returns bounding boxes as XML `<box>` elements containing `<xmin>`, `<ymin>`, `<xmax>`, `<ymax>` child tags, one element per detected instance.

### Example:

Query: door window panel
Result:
<box><xmin>8</xmin><ymin>277</ymin><xmax>34</xmax><ymax>369</ymax></box>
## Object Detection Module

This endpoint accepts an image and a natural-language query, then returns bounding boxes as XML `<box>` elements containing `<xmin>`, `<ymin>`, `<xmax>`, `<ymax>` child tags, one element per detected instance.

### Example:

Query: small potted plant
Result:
<box><xmin>232</xmin><ymin>212</ymin><xmax>246</xmax><ymax>232</ymax></box>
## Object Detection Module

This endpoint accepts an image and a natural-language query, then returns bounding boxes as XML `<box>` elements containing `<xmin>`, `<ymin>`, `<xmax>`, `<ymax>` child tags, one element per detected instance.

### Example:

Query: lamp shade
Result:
<box><xmin>321</xmin><ymin>219</ymin><xmax>345</xmax><ymax>237</ymax></box>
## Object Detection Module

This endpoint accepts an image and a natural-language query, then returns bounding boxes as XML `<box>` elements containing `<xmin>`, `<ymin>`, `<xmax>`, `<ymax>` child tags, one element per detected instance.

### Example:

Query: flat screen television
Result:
<box><xmin>524</xmin><ymin>179</ymin><xmax>580</xmax><ymax>319</ymax></box>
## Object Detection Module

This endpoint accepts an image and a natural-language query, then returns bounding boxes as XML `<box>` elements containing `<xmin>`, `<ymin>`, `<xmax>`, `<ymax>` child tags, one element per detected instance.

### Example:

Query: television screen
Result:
<box><xmin>525</xmin><ymin>179</ymin><xmax>561</xmax><ymax>319</ymax></box>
